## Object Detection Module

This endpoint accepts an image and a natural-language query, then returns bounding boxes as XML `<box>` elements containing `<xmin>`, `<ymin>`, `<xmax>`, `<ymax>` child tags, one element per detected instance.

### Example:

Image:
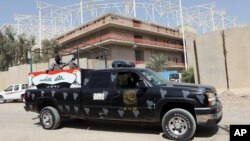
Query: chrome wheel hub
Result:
<box><xmin>168</xmin><ymin>116</ymin><xmax>188</xmax><ymax>136</ymax></box>
<box><xmin>42</xmin><ymin>111</ymin><xmax>53</xmax><ymax>127</ymax></box>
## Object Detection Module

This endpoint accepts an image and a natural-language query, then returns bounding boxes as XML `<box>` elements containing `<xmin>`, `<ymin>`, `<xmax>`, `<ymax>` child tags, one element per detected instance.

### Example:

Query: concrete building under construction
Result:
<box><xmin>57</xmin><ymin>13</ymin><xmax>185</xmax><ymax>70</ymax></box>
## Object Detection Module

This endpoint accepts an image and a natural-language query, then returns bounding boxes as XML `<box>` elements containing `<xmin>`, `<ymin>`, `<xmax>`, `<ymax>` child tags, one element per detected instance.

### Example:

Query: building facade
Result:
<box><xmin>57</xmin><ymin>13</ymin><xmax>185</xmax><ymax>70</ymax></box>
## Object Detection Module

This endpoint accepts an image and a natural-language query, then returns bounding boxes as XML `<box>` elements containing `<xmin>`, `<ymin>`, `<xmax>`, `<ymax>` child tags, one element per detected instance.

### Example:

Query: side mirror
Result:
<box><xmin>136</xmin><ymin>80</ymin><xmax>147</xmax><ymax>89</ymax></box>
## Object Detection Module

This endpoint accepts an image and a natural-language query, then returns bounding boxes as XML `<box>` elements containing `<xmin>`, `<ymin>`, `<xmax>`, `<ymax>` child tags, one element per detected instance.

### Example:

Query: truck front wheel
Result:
<box><xmin>21</xmin><ymin>95</ymin><xmax>25</xmax><ymax>103</ymax></box>
<box><xmin>162</xmin><ymin>108</ymin><xmax>196</xmax><ymax>140</ymax></box>
<box><xmin>40</xmin><ymin>106</ymin><xmax>61</xmax><ymax>129</ymax></box>
<box><xmin>0</xmin><ymin>95</ymin><xmax>5</xmax><ymax>104</ymax></box>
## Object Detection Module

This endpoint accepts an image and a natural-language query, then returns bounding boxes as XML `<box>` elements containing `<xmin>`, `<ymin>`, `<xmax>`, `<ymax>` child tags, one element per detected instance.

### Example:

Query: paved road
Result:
<box><xmin>0</xmin><ymin>95</ymin><xmax>249</xmax><ymax>141</ymax></box>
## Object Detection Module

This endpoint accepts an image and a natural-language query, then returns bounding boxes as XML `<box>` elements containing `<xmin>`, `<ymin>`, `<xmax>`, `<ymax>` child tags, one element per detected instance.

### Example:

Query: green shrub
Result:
<box><xmin>181</xmin><ymin>68</ymin><xmax>195</xmax><ymax>83</ymax></box>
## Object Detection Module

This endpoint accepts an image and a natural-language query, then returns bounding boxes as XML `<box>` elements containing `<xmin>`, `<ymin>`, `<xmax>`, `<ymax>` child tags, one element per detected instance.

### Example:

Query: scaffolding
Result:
<box><xmin>10</xmin><ymin>0</ymin><xmax>240</xmax><ymax>50</ymax></box>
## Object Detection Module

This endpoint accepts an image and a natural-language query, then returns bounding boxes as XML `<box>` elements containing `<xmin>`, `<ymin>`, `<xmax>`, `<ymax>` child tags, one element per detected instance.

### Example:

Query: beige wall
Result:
<box><xmin>0</xmin><ymin>58</ymin><xmax>89</xmax><ymax>90</ymax></box>
<box><xmin>0</xmin><ymin>63</ymin><xmax>48</xmax><ymax>90</ymax></box>
<box><xmin>224</xmin><ymin>26</ymin><xmax>250</xmax><ymax>89</ymax></box>
<box><xmin>187</xmin><ymin>25</ymin><xmax>250</xmax><ymax>91</ymax></box>
<box><xmin>195</xmin><ymin>31</ymin><xmax>227</xmax><ymax>89</ymax></box>
<box><xmin>111</xmin><ymin>46</ymin><xmax>135</xmax><ymax>61</ymax></box>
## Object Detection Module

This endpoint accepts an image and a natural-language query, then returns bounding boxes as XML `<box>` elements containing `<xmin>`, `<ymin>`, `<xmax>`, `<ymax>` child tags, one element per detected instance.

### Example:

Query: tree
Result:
<box><xmin>146</xmin><ymin>54</ymin><xmax>168</xmax><ymax>72</ymax></box>
<box><xmin>0</xmin><ymin>27</ymin><xmax>16</xmax><ymax>70</ymax></box>
<box><xmin>38</xmin><ymin>39</ymin><xmax>61</xmax><ymax>62</ymax></box>
<box><xmin>15</xmin><ymin>35</ymin><xmax>35</xmax><ymax>65</ymax></box>
<box><xmin>181</xmin><ymin>68</ymin><xmax>195</xmax><ymax>83</ymax></box>
<box><xmin>0</xmin><ymin>26</ymin><xmax>36</xmax><ymax>71</ymax></box>
<box><xmin>29</xmin><ymin>39</ymin><xmax>60</xmax><ymax>63</ymax></box>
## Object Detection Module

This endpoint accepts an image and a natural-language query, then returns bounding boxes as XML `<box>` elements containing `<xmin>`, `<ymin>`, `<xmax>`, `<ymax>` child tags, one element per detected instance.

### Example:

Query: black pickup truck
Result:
<box><xmin>24</xmin><ymin>64</ymin><xmax>222</xmax><ymax>140</ymax></box>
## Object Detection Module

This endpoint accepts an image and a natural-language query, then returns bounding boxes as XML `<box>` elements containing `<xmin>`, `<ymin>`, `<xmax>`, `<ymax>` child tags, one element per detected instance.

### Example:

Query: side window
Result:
<box><xmin>14</xmin><ymin>85</ymin><xmax>19</xmax><ymax>91</ymax></box>
<box><xmin>88</xmin><ymin>71</ymin><xmax>111</xmax><ymax>88</ymax></box>
<box><xmin>116</xmin><ymin>72</ymin><xmax>140</xmax><ymax>89</ymax></box>
<box><xmin>22</xmin><ymin>84</ymin><xmax>28</xmax><ymax>89</ymax></box>
<box><xmin>5</xmin><ymin>86</ymin><xmax>13</xmax><ymax>92</ymax></box>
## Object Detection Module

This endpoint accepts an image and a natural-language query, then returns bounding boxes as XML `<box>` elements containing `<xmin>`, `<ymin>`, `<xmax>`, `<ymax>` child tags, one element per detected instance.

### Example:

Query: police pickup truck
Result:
<box><xmin>24</xmin><ymin>61</ymin><xmax>222</xmax><ymax>140</ymax></box>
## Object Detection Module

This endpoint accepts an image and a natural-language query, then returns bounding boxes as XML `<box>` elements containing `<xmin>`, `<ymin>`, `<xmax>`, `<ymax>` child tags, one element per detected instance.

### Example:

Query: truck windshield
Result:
<box><xmin>140</xmin><ymin>69</ymin><xmax>167</xmax><ymax>86</ymax></box>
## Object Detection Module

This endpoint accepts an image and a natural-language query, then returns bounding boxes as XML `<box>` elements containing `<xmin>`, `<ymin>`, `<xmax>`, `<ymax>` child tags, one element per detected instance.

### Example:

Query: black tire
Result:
<box><xmin>162</xmin><ymin>108</ymin><xmax>196</xmax><ymax>140</ymax></box>
<box><xmin>0</xmin><ymin>95</ymin><xmax>5</xmax><ymax>104</ymax></box>
<box><xmin>40</xmin><ymin>106</ymin><xmax>61</xmax><ymax>129</ymax></box>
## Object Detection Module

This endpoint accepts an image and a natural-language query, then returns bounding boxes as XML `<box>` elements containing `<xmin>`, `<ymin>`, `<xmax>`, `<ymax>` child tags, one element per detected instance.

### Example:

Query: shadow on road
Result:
<box><xmin>161</xmin><ymin>125</ymin><xmax>219</xmax><ymax>139</ymax></box>
<box><xmin>61</xmin><ymin>119</ymin><xmax>162</xmax><ymax>134</ymax></box>
<box><xmin>35</xmin><ymin>118</ymin><xmax>221</xmax><ymax>139</ymax></box>
<box><xmin>194</xmin><ymin>125</ymin><xmax>219</xmax><ymax>137</ymax></box>
<box><xmin>34</xmin><ymin>119</ymin><xmax>162</xmax><ymax>134</ymax></box>
<box><xmin>218</xmin><ymin>124</ymin><xmax>229</xmax><ymax>133</ymax></box>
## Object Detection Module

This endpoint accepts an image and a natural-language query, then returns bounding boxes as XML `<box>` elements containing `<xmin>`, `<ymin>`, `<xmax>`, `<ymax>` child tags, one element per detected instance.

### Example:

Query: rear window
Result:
<box><xmin>14</xmin><ymin>85</ymin><xmax>19</xmax><ymax>91</ymax></box>
<box><xmin>88</xmin><ymin>71</ymin><xmax>111</xmax><ymax>88</ymax></box>
<box><xmin>22</xmin><ymin>84</ymin><xmax>28</xmax><ymax>89</ymax></box>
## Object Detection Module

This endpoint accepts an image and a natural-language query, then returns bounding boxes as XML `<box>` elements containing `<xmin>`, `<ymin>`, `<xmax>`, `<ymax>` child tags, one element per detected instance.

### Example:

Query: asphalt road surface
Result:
<box><xmin>0</xmin><ymin>94</ymin><xmax>249</xmax><ymax>141</ymax></box>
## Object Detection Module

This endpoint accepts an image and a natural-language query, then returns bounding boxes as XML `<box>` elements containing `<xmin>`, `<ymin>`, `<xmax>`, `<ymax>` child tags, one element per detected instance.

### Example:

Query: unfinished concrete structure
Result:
<box><xmin>9</xmin><ymin>0</ymin><xmax>240</xmax><ymax>51</ymax></box>
<box><xmin>57</xmin><ymin>13</ymin><xmax>185</xmax><ymax>70</ymax></box>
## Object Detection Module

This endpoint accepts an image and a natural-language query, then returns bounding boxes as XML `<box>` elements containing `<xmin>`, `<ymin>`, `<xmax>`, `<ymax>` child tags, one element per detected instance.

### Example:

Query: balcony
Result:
<box><xmin>70</xmin><ymin>32</ymin><xmax>184</xmax><ymax>50</ymax></box>
<box><xmin>134</xmin><ymin>61</ymin><xmax>185</xmax><ymax>69</ymax></box>
<box><xmin>57</xmin><ymin>14</ymin><xmax>181</xmax><ymax>44</ymax></box>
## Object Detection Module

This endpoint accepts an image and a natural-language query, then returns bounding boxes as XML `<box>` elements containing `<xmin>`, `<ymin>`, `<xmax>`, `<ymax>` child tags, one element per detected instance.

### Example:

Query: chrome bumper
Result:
<box><xmin>196</xmin><ymin>111</ymin><xmax>222</xmax><ymax>124</ymax></box>
<box><xmin>195</xmin><ymin>100</ymin><xmax>223</xmax><ymax>124</ymax></box>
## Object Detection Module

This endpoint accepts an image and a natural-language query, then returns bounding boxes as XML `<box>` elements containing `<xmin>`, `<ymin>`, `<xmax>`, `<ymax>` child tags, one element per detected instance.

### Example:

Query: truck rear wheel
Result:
<box><xmin>40</xmin><ymin>106</ymin><xmax>61</xmax><ymax>129</ymax></box>
<box><xmin>162</xmin><ymin>108</ymin><xmax>196</xmax><ymax>140</ymax></box>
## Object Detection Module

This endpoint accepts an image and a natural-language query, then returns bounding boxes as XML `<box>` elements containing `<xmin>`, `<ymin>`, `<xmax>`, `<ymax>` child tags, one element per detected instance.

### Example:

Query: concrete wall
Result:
<box><xmin>181</xmin><ymin>26</ymin><xmax>199</xmax><ymax>83</ymax></box>
<box><xmin>187</xmin><ymin>25</ymin><xmax>250</xmax><ymax>92</ymax></box>
<box><xmin>224</xmin><ymin>26</ymin><xmax>250</xmax><ymax>89</ymax></box>
<box><xmin>0</xmin><ymin>63</ymin><xmax>48</xmax><ymax>90</ymax></box>
<box><xmin>195</xmin><ymin>31</ymin><xmax>227</xmax><ymax>89</ymax></box>
<box><xmin>0</xmin><ymin>58</ymin><xmax>96</xmax><ymax>90</ymax></box>
<box><xmin>111</xmin><ymin>46</ymin><xmax>135</xmax><ymax>61</ymax></box>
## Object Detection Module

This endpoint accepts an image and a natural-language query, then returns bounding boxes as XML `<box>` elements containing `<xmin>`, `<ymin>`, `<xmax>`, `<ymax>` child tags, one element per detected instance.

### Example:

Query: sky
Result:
<box><xmin>0</xmin><ymin>0</ymin><xmax>249</xmax><ymax>26</ymax></box>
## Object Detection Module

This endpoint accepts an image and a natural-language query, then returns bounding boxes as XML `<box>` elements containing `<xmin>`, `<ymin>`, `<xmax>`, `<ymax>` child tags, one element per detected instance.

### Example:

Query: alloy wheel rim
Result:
<box><xmin>42</xmin><ymin>111</ymin><xmax>53</xmax><ymax>127</ymax></box>
<box><xmin>167</xmin><ymin>116</ymin><xmax>188</xmax><ymax>136</ymax></box>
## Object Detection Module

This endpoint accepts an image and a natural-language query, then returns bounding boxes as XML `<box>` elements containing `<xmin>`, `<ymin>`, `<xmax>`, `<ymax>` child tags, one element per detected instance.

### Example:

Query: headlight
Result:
<box><xmin>206</xmin><ymin>93</ymin><xmax>217</xmax><ymax>106</ymax></box>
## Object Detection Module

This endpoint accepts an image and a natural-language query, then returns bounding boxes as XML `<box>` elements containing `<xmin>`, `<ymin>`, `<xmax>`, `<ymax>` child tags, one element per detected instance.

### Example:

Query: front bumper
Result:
<box><xmin>195</xmin><ymin>100</ymin><xmax>223</xmax><ymax>125</ymax></box>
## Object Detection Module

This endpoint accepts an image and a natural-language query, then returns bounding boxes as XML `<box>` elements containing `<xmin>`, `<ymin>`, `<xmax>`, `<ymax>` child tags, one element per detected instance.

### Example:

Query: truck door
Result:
<box><xmin>81</xmin><ymin>70</ymin><xmax>114</xmax><ymax>119</ymax></box>
<box><xmin>12</xmin><ymin>85</ymin><xmax>21</xmax><ymax>99</ymax></box>
<box><xmin>112</xmin><ymin>71</ymin><xmax>155</xmax><ymax>121</ymax></box>
<box><xmin>3</xmin><ymin>85</ymin><xmax>14</xmax><ymax>100</ymax></box>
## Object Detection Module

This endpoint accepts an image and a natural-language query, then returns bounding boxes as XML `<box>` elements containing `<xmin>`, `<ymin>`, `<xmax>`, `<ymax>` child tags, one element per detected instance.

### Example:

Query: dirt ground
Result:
<box><xmin>0</xmin><ymin>91</ymin><xmax>250</xmax><ymax>141</ymax></box>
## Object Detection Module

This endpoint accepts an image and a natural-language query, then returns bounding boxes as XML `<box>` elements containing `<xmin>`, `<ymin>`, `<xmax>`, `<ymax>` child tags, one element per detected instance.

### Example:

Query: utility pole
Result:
<box><xmin>179</xmin><ymin>0</ymin><xmax>188</xmax><ymax>71</ymax></box>
<box><xmin>28</xmin><ymin>51</ymin><xmax>33</xmax><ymax>73</ymax></box>
<box><xmin>77</xmin><ymin>46</ymin><xmax>80</xmax><ymax>67</ymax></box>
<box><xmin>80</xmin><ymin>0</ymin><xmax>83</xmax><ymax>24</ymax></box>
